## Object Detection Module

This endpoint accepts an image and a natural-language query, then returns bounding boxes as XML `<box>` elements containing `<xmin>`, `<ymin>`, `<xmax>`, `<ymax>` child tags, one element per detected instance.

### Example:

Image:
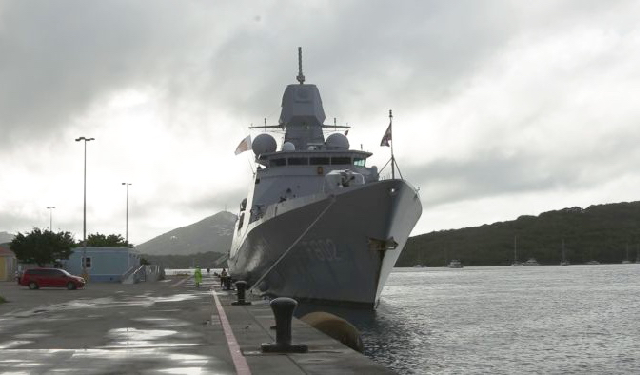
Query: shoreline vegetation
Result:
<box><xmin>398</xmin><ymin>201</ymin><xmax>640</xmax><ymax>267</ymax></box>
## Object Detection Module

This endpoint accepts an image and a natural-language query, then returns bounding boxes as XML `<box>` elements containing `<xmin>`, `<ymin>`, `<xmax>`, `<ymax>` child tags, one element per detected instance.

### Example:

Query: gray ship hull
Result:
<box><xmin>228</xmin><ymin>179</ymin><xmax>422</xmax><ymax>308</ymax></box>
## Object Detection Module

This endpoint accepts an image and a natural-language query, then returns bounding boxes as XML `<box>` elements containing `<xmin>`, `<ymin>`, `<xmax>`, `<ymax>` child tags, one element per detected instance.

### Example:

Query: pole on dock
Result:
<box><xmin>261</xmin><ymin>297</ymin><xmax>308</xmax><ymax>353</ymax></box>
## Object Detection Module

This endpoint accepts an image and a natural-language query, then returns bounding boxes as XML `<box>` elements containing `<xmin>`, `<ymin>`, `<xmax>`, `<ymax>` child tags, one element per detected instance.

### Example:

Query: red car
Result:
<box><xmin>19</xmin><ymin>268</ymin><xmax>86</xmax><ymax>290</ymax></box>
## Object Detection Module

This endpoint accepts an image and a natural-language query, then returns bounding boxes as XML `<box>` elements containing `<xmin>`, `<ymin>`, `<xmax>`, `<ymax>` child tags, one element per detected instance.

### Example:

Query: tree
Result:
<box><xmin>10</xmin><ymin>228</ymin><xmax>75</xmax><ymax>266</ymax></box>
<box><xmin>85</xmin><ymin>233</ymin><xmax>128</xmax><ymax>247</ymax></box>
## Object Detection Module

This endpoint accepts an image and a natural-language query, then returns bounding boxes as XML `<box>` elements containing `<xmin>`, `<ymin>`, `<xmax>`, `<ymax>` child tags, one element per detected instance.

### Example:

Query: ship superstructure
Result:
<box><xmin>228</xmin><ymin>49</ymin><xmax>422</xmax><ymax>308</ymax></box>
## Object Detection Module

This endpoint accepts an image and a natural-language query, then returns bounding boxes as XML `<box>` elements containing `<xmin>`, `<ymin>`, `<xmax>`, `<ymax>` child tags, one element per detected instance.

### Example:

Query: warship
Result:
<box><xmin>228</xmin><ymin>49</ymin><xmax>422</xmax><ymax>308</ymax></box>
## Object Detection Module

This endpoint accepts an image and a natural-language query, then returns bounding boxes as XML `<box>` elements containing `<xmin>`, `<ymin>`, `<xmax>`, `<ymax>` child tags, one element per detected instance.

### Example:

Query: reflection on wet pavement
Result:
<box><xmin>133</xmin><ymin>317</ymin><xmax>191</xmax><ymax>327</ymax></box>
<box><xmin>104</xmin><ymin>327</ymin><xmax>200</xmax><ymax>348</ymax></box>
<box><xmin>1</xmin><ymin>348</ymin><xmax>216</xmax><ymax>374</ymax></box>
<box><xmin>0</xmin><ymin>276</ymin><xmax>235</xmax><ymax>374</ymax></box>
<box><xmin>0</xmin><ymin>340</ymin><xmax>32</xmax><ymax>349</ymax></box>
<box><xmin>2</xmin><ymin>292</ymin><xmax>205</xmax><ymax>318</ymax></box>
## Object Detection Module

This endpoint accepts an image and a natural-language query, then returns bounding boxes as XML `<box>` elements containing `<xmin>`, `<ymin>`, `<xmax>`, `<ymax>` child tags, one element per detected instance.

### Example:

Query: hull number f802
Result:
<box><xmin>302</xmin><ymin>239</ymin><xmax>341</xmax><ymax>261</ymax></box>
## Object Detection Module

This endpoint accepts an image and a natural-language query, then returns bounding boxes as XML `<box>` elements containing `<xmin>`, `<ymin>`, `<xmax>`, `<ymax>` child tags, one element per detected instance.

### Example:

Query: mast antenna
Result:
<box><xmin>296</xmin><ymin>47</ymin><xmax>305</xmax><ymax>84</ymax></box>
<box><xmin>389</xmin><ymin>109</ymin><xmax>395</xmax><ymax>179</ymax></box>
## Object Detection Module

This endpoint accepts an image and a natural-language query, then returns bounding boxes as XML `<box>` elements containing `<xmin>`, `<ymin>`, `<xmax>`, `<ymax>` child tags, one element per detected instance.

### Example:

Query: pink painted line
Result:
<box><xmin>212</xmin><ymin>289</ymin><xmax>252</xmax><ymax>375</ymax></box>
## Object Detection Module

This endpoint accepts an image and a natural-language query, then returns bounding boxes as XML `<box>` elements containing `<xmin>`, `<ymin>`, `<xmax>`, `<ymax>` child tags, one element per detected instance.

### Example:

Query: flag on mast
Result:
<box><xmin>234</xmin><ymin>135</ymin><xmax>251</xmax><ymax>155</ymax></box>
<box><xmin>380</xmin><ymin>121</ymin><xmax>392</xmax><ymax>147</ymax></box>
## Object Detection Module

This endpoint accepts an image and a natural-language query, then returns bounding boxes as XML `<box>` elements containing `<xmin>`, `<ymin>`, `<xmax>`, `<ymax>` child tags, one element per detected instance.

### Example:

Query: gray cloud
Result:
<box><xmin>0</xmin><ymin>1</ymin><xmax>529</xmax><ymax>144</ymax></box>
<box><xmin>404</xmin><ymin>127</ymin><xmax>640</xmax><ymax>209</ymax></box>
<box><xmin>0</xmin><ymin>1</ymin><xmax>218</xmax><ymax>142</ymax></box>
<box><xmin>2</xmin><ymin>1</ymin><xmax>640</xmax><ymax>240</ymax></box>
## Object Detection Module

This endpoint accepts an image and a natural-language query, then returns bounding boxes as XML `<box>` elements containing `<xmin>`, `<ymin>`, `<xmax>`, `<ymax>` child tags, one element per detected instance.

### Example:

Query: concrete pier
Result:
<box><xmin>0</xmin><ymin>274</ymin><xmax>393</xmax><ymax>374</ymax></box>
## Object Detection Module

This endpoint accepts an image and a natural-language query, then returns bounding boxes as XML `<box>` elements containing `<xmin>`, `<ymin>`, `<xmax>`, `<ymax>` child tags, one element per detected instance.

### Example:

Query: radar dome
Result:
<box><xmin>282</xmin><ymin>142</ymin><xmax>296</xmax><ymax>151</ymax></box>
<box><xmin>326</xmin><ymin>133</ymin><xmax>350</xmax><ymax>150</ymax></box>
<box><xmin>252</xmin><ymin>133</ymin><xmax>277</xmax><ymax>155</ymax></box>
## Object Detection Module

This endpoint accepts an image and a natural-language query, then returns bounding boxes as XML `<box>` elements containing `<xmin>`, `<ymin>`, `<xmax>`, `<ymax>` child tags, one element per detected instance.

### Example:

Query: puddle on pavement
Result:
<box><xmin>4</xmin><ymin>292</ymin><xmax>205</xmax><ymax>319</ymax></box>
<box><xmin>107</xmin><ymin>327</ymin><xmax>174</xmax><ymax>347</ymax></box>
<box><xmin>132</xmin><ymin>317</ymin><xmax>191</xmax><ymax>327</ymax></box>
<box><xmin>144</xmin><ymin>294</ymin><xmax>202</xmax><ymax>303</ymax></box>
<box><xmin>0</xmin><ymin>348</ymin><xmax>214</xmax><ymax>373</ymax></box>
<box><xmin>0</xmin><ymin>340</ymin><xmax>32</xmax><ymax>349</ymax></box>
<box><xmin>14</xmin><ymin>332</ymin><xmax>50</xmax><ymax>339</ymax></box>
<box><xmin>105</xmin><ymin>327</ymin><xmax>202</xmax><ymax>347</ymax></box>
<box><xmin>157</xmin><ymin>366</ymin><xmax>208</xmax><ymax>374</ymax></box>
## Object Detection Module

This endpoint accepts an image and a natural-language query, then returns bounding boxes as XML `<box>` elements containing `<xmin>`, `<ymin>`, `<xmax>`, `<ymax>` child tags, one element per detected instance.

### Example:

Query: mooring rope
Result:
<box><xmin>249</xmin><ymin>194</ymin><xmax>336</xmax><ymax>294</ymax></box>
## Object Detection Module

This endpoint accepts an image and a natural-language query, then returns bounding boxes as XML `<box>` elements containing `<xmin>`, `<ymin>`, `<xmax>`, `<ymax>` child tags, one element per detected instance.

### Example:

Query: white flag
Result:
<box><xmin>234</xmin><ymin>135</ymin><xmax>251</xmax><ymax>155</ymax></box>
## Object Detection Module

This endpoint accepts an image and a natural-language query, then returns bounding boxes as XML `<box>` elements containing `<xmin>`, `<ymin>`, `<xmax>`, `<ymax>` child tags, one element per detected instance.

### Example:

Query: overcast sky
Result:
<box><xmin>1</xmin><ymin>1</ymin><xmax>639</xmax><ymax>245</ymax></box>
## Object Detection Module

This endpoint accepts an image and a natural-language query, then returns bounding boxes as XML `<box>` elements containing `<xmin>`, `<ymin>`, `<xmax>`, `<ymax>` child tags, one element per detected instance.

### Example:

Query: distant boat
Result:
<box><xmin>523</xmin><ymin>258</ymin><xmax>540</xmax><ymax>266</ymax></box>
<box><xmin>448</xmin><ymin>260</ymin><xmax>463</xmax><ymax>268</ymax></box>
<box><xmin>511</xmin><ymin>235</ymin><xmax>523</xmax><ymax>266</ymax></box>
<box><xmin>586</xmin><ymin>260</ymin><xmax>600</xmax><ymax>265</ymax></box>
<box><xmin>560</xmin><ymin>239</ymin><xmax>570</xmax><ymax>266</ymax></box>
<box><xmin>412</xmin><ymin>264</ymin><xmax>425</xmax><ymax>268</ymax></box>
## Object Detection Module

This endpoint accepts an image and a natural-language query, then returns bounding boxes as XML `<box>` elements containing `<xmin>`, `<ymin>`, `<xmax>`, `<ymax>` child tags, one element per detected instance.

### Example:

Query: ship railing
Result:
<box><xmin>249</xmin><ymin>205</ymin><xmax>265</xmax><ymax>223</ymax></box>
<box><xmin>377</xmin><ymin>173</ymin><xmax>393</xmax><ymax>181</ymax></box>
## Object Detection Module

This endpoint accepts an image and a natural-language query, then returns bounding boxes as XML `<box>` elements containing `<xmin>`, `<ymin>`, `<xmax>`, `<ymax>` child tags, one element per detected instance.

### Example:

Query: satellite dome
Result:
<box><xmin>252</xmin><ymin>133</ymin><xmax>277</xmax><ymax>155</ymax></box>
<box><xmin>326</xmin><ymin>133</ymin><xmax>350</xmax><ymax>150</ymax></box>
<box><xmin>282</xmin><ymin>142</ymin><xmax>296</xmax><ymax>151</ymax></box>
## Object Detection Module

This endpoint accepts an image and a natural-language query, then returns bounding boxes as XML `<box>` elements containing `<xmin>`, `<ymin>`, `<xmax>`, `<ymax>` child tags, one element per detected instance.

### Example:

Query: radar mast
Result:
<box><xmin>296</xmin><ymin>47</ymin><xmax>305</xmax><ymax>84</ymax></box>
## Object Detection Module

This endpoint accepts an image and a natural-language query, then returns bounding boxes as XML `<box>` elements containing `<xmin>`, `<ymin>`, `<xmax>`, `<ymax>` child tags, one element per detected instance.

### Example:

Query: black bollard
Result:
<box><xmin>231</xmin><ymin>281</ymin><xmax>251</xmax><ymax>306</ymax></box>
<box><xmin>261</xmin><ymin>297</ymin><xmax>308</xmax><ymax>353</ymax></box>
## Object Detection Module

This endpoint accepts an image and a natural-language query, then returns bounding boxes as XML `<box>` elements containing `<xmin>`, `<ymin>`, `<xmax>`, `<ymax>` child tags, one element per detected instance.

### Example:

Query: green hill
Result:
<box><xmin>136</xmin><ymin>211</ymin><xmax>235</xmax><ymax>256</ymax></box>
<box><xmin>398</xmin><ymin>201</ymin><xmax>640</xmax><ymax>266</ymax></box>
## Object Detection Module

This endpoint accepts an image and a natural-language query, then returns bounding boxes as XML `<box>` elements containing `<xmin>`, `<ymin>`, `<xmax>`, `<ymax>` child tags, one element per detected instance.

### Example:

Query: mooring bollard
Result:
<box><xmin>231</xmin><ymin>281</ymin><xmax>251</xmax><ymax>306</ymax></box>
<box><xmin>261</xmin><ymin>297</ymin><xmax>308</xmax><ymax>353</ymax></box>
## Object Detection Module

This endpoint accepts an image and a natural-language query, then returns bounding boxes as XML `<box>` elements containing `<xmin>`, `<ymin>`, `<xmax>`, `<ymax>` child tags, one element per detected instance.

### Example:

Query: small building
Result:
<box><xmin>63</xmin><ymin>247</ymin><xmax>140</xmax><ymax>283</ymax></box>
<box><xmin>0</xmin><ymin>244</ymin><xmax>18</xmax><ymax>282</ymax></box>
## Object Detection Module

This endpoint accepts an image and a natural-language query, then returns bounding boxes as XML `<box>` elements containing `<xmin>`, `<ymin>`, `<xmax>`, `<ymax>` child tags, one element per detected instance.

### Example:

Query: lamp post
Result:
<box><xmin>46</xmin><ymin>206</ymin><xmax>56</xmax><ymax>231</ymax></box>
<box><xmin>121</xmin><ymin>183</ymin><xmax>132</xmax><ymax>246</ymax></box>
<box><xmin>76</xmin><ymin>136</ymin><xmax>94</xmax><ymax>280</ymax></box>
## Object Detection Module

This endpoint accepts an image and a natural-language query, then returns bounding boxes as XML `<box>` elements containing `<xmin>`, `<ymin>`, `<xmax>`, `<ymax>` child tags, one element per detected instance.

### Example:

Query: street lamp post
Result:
<box><xmin>76</xmin><ymin>136</ymin><xmax>94</xmax><ymax>280</ymax></box>
<box><xmin>46</xmin><ymin>206</ymin><xmax>56</xmax><ymax>231</ymax></box>
<box><xmin>121</xmin><ymin>183</ymin><xmax>132</xmax><ymax>246</ymax></box>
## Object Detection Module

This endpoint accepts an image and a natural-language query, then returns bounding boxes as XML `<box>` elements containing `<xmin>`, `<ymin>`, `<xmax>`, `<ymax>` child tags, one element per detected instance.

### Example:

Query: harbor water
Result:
<box><xmin>354</xmin><ymin>265</ymin><xmax>640</xmax><ymax>374</ymax></box>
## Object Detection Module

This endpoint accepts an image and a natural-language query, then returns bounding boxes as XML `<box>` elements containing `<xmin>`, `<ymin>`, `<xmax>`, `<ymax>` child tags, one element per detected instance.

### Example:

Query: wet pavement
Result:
<box><xmin>0</xmin><ymin>274</ymin><xmax>392</xmax><ymax>374</ymax></box>
<box><xmin>0</xmin><ymin>276</ymin><xmax>234</xmax><ymax>374</ymax></box>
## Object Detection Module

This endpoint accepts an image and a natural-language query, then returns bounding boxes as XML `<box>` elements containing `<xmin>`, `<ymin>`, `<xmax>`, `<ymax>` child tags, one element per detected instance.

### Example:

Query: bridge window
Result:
<box><xmin>271</xmin><ymin>158</ymin><xmax>286</xmax><ymax>167</ymax></box>
<box><xmin>331</xmin><ymin>157</ymin><xmax>351</xmax><ymax>165</ymax></box>
<box><xmin>287</xmin><ymin>157</ymin><xmax>308</xmax><ymax>165</ymax></box>
<box><xmin>354</xmin><ymin>158</ymin><xmax>365</xmax><ymax>167</ymax></box>
<box><xmin>310</xmin><ymin>157</ymin><xmax>330</xmax><ymax>165</ymax></box>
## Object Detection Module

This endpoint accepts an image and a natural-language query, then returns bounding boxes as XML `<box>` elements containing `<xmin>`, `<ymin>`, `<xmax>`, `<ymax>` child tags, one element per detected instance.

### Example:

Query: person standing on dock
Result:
<box><xmin>194</xmin><ymin>267</ymin><xmax>202</xmax><ymax>287</ymax></box>
<box><xmin>220</xmin><ymin>268</ymin><xmax>228</xmax><ymax>287</ymax></box>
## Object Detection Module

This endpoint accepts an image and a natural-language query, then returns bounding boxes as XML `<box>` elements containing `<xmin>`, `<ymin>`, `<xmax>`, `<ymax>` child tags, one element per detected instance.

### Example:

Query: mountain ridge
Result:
<box><xmin>398</xmin><ymin>200</ymin><xmax>640</xmax><ymax>266</ymax></box>
<box><xmin>136</xmin><ymin>211</ymin><xmax>236</xmax><ymax>256</ymax></box>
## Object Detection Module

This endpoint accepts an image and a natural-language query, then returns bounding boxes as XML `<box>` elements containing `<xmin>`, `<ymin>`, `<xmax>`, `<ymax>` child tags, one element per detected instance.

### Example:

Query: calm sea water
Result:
<box><xmin>352</xmin><ymin>265</ymin><xmax>640</xmax><ymax>374</ymax></box>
